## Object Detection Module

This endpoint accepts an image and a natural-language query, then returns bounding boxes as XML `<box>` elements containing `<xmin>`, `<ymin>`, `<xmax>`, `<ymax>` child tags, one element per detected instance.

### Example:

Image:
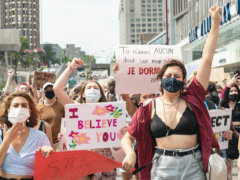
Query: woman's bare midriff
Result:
<box><xmin>1</xmin><ymin>170</ymin><xmax>33</xmax><ymax>180</ymax></box>
<box><xmin>155</xmin><ymin>134</ymin><xmax>198</xmax><ymax>149</ymax></box>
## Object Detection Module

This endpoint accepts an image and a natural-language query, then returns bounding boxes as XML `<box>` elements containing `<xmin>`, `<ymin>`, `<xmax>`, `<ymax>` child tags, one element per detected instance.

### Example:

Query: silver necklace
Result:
<box><xmin>161</xmin><ymin>97</ymin><xmax>181</xmax><ymax>137</ymax></box>
<box><xmin>162</xmin><ymin>98</ymin><xmax>181</xmax><ymax>106</ymax></box>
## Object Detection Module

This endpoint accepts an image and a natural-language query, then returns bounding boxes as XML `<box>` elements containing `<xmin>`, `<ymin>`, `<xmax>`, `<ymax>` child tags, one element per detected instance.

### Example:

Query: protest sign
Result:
<box><xmin>185</xmin><ymin>63</ymin><xmax>200</xmax><ymax>80</ymax></box>
<box><xmin>32</xmin><ymin>71</ymin><xmax>56</xmax><ymax>89</ymax></box>
<box><xmin>115</xmin><ymin>45</ymin><xmax>183</xmax><ymax>94</ymax></box>
<box><xmin>34</xmin><ymin>150</ymin><xmax>123</xmax><ymax>180</ymax></box>
<box><xmin>65</xmin><ymin>101</ymin><xmax>126</xmax><ymax>150</ymax></box>
<box><xmin>59</xmin><ymin>118</ymin><xmax>67</xmax><ymax>151</ymax></box>
<box><xmin>209</xmin><ymin>109</ymin><xmax>232</xmax><ymax>150</ymax></box>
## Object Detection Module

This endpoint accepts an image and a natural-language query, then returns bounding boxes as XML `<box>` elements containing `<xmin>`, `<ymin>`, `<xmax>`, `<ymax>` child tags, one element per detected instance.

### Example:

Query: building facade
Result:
<box><xmin>147</xmin><ymin>0</ymin><xmax>240</xmax><ymax>77</ymax></box>
<box><xmin>63</xmin><ymin>44</ymin><xmax>85</xmax><ymax>59</ymax></box>
<box><xmin>119</xmin><ymin>0</ymin><xmax>166</xmax><ymax>44</ymax></box>
<box><xmin>0</xmin><ymin>0</ymin><xmax>40</xmax><ymax>48</ymax></box>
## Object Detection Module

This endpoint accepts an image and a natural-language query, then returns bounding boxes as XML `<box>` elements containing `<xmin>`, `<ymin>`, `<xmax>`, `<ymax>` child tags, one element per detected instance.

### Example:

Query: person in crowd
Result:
<box><xmin>36</xmin><ymin>82</ymin><xmax>64</xmax><ymax>151</ymax></box>
<box><xmin>105</xmin><ymin>79</ymin><xmax>121</xmax><ymax>101</ymax></box>
<box><xmin>0</xmin><ymin>91</ymin><xmax>53</xmax><ymax>180</ymax></box>
<box><xmin>69</xmin><ymin>85</ymin><xmax>82</xmax><ymax>100</ymax></box>
<box><xmin>3</xmin><ymin>69</ymin><xmax>14</xmax><ymax>95</ymax></box>
<box><xmin>217</xmin><ymin>84</ymin><xmax>223</xmax><ymax>96</ymax></box>
<box><xmin>206</xmin><ymin>81</ymin><xmax>220</xmax><ymax>106</ymax></box>
<box><xmin>53</xmin><ymin>59</ymin><xmax>117</xmax><ymax>180</ymax></box>
<box><xmin>220</xmin><ymin>74</ymin><xmax>240</xmax><ymax>180</ymax></box>
<box><xmin>121</xmin><ymin>6</ymin><xmax>221</xmax><ymax>180</ymax></box>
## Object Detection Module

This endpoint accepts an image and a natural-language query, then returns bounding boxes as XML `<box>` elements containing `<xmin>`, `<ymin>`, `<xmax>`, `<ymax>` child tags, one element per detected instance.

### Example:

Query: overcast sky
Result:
<box><xmin>40</xmin><ymin>0</ymin><xmax>119</xmax><ymax>63</ymax></box>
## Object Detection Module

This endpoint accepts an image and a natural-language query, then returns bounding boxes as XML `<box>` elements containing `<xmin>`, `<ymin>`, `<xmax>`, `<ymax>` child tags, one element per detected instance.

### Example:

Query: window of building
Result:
<box><xmin>142</xmin><ymin>23</ymin><xmax>146</xmax><ymax>27</ymax></box>
<box><xmin>17</xmin><ymin>3</ymin><xmax>21</xmax><ymax>8</ymax></box>
<box><xmin>153</xmin><ymin>23</ymin><xmax>157</xmax><ymax>27</ymax></box>
<box><xmin>130</xmin><ymin>9</ymin><xmax>134</xmax><ymax>12</ymax></box>
<box><xmin>147</xmin><ymin>9</ymin><xmax>151</xmax><ymax>12</ymax></box>
<box><xmin>131</xmin><ymin>24</ymin><xmax>135</xmax><ymax>27</ymax></box>
<box><xmin>131</xmin><ymin>34</ymin><xmax>135</xmax><ymax>38</ymax></box>
<box><xmin>141</xmin><ymin>0</ymin><xmax>145</xmax><ymax>3</ymax></box>
<box><xmin>159</xmin><ymin>23</ymin><xmax>162</xmax><ymax>26</ymax></box>
<box><xmin>131</xmin><ymin>40</ymin><xmax>135</xmax><ymax>43</ymax></box>
<box><xmin>153</xmin><ymin>0</ymin><xmax>156</xmax><ymax>3</ymax></box>
<box><xmin>153</xmin><ymin>18</ymin><xmax>157</xmax><ymax>21</ymax></box>
<box><xmin>147</xmin><ymin>4</ymin><xmax>151</xmax><ymax>8</ymax></box>
<box><xmin>12</xmin><ymin>4</ymin><xmax>15</xmax><ymax>8</ymax></box>
<box><xmin>159</xmin><ymin>13</ymin><xmax>162</xmax><ymax>16</ymax></box>
<box><xmin>136</xmin><ymin>29</ymin><xmax>140</xmax><ymax>32</ymax></box>
<box><xmin>130</xmin><ymin>18</ymin><xmax>134</xmax><ymax>22</ymax></box>
<box><xmin>147</xmin><ymin>13</ymin><xmax>151</xmax><ymax>16</ymax></box>
<box><xmin>136</xmin><ymin>24</ymin><xmax>140</xmax><ymax>27</ymax></box>
<box><xmin>153</xmin><ymin>13</ymin><xmax>157</xmax><ymax>16</ymax></box>
<box><xmin>136</xmin><ymin>18</ymin><xmax>140</xmax><ymax>22</ymax></box>
<box><xmin>141</xmin><ymin>5</ymin><xmax>145</xmax><ymax>8</ymax></box>
<box><xmin>148</xmin><ymin>29</ymin><xmax>151</xmax><ymax>32</ymax></box>
<box><xmin>142</xmin><ymin>29</ymin><xmax>146</xmax><ymax>32</ymax></box>
<box><xmin>153</xmin><ymin>29</ymin><xmax>157</xmax><ymax>32</ymax></box>
<box><xmin>18</xmin><ymin>24</ymin><xmax>21</xmax><ymax>28</ymax></box>
<box><xmin>147</xmin><ymin>18</ymin><xmax>151</xmax><ymax>22</ymax></box>
<box><xmin>131</xmin><ymin>29</ymin><xmax>135</xmax><ymax>32</ymax></box>
<box><xmin>148</xmin><ymin>23</ymin><xmax>152</xmax><ymax>27</ymax></box>
<box><xmin>153</xmin><ymin>9</ymin><xmax>157</xmax><ymax>12</ymax></box>
<box><xmin>142</xmin><ymin>18</ymin><xmax>146</xmax><ymax>22</ymax></box>
<box><xmin>141</xmin><ymin>13</ymin><xmax>146</xmax><ymax>16</ymax></box>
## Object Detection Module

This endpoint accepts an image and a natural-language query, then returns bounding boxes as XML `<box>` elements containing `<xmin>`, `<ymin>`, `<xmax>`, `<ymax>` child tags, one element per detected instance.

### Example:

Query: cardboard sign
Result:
<box><xmin>115</xmin><ymin>45</ymin><xmax>183</xmax><ymax>94</ymax></box>
<box><xmin>34</xmin><ymin>150</ymin><xmax>122</xmax><ymax>180</ymax></box>
<box><xmin>65</xmin><ymin>102</ymin><xmax>126</xmax><ymax>150</ymax></box>
<box><xmin>209</xmin><ymin>109</ymin><xmax>232</xmax><ymax>150</ymax></box>
<box><xmin>32</xmin><ymin>71</ymin><xmax>56</xmax><ymax>89</ymax></box>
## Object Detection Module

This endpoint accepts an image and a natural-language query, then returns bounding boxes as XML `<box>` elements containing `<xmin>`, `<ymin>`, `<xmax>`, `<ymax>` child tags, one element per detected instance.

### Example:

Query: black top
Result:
<box><xmin>150</xmin><ymin>99</ymin><xmax>199</xmax><ymax>138</ymax></box>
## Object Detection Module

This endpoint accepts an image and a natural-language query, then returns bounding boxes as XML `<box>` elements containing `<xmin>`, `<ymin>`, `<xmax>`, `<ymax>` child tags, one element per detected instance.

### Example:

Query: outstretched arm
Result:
<box><xmin>53</xmin><ymin>58</ymin><xmax>84</xmax><ymax>106</ymax></box>
<box><xmin>196</xmin><ymin>6</ymin><xmax>222</xmax><ymax>90</ymax></box>
<box><xmin>4</xmin><ymin>69</ymin><xmax>14</xmax><ymax>94</ymax></box>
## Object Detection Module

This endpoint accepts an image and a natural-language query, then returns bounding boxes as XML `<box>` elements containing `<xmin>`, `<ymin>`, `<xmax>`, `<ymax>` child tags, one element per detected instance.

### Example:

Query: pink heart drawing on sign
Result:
<box><xmin>117</xmin><ymin>132</ymin><xmax>124</xmax><ymax>140</ymax></box>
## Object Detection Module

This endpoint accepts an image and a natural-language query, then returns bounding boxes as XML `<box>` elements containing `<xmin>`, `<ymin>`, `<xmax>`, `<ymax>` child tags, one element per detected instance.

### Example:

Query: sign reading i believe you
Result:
<box><xmin>115</xmin><ymin>45</ymin><xmax>183</xmax><ymax>94</ymax></box>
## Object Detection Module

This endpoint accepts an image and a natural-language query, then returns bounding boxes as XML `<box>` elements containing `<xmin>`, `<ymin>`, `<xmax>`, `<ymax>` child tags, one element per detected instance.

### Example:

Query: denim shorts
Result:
<box><xmin>151</xmin><ymin>145</ymin><xmax>206</xmax><ymax>180</ymax></box>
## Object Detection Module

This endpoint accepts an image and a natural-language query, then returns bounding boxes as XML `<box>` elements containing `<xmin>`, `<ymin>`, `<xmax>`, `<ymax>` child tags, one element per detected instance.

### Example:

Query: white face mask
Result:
<box><xmin>8</xmin><ymin>108</ymin><xmax>30</xmax><ymax>124</ymax></box>
<box><xmin>85</xmin><ymin>88</ymin><xmax>101</xmax><ymax>103</ymax></box>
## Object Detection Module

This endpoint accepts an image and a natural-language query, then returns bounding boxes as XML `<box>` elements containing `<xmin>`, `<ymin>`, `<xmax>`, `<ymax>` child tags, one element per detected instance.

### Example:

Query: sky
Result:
<box><xmin>40</xmin><ymin>0</ymin><xmax>120</xmax><ymax>63</ymax></box>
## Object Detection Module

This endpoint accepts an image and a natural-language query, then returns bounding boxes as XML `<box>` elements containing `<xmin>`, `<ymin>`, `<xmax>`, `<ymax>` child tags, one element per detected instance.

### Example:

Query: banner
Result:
<box><xmin>65</xmin><ymin>102</ymin><xmax>126</xmax><ymax>150</ymax></box>
<box><xmin>32</xmin><ymin>71</ymin><xmax>56</xmax><ymax>89</ymax></box>
<box><xmin>115</xmin><ymin>45</ymin><xmax>183</xmax><ymax>94</ymax></box>
<box><xmin>209</xmin><ymin>109</ymin><xmax>232</xmax><ymax>150</ymax></box>
<box><xmin>34</xmin><ymin>150</ymin><xmax>123</xmax><ymax>180</ymax></box>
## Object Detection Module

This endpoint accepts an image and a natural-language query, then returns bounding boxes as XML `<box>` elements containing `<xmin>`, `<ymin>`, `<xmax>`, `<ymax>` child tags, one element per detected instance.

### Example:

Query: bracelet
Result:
<box><xmin>67</xmin><ymin>62</ymin><xmax>77</xmax><ymax>71</ymax></box>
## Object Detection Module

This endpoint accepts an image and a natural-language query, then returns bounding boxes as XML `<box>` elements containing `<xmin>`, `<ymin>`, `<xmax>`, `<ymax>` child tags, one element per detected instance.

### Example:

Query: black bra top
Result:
<box><xmin>150</xmin><ymin>99</ymin><xmax>199</xmax><ymax>138</ymax></box>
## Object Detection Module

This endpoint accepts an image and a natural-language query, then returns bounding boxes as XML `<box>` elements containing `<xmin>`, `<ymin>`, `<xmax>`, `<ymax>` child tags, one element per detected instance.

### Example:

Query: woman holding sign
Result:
<box><xmin>220</xmin><ymin>74</ymin><xmax>240</xmax><ymax>180</ymax></box>
<box><xmin>121</xmin><ymin>6</ymin><xmax>222</xmax><ymax>180</ymax></box>
<box><xmin>0</xmin><ymin>91</ymin><xmax>53</xmax><ymax>180</ymax></box>
<box><xmin>53</xmin><ymin>59</ymin><xmax>117</xmax><ymax>180</ymax></box>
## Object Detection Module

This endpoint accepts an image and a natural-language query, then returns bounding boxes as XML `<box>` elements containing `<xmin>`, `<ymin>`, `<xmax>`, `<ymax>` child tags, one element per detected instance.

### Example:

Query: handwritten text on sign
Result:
<box><xmin>209</xmin><ymin>109</ymin><xmax>232</xmax><ymax>150</ymax></box>
<box><xmin>115</xmin><ymin>45</ymin><xmax>183</xmax><ymax>94</ymax></box>
<box><xmin>34</xmin><ymin>150</ymin><xmax>122</xmax><ymax>180</ymax></box>
<box><xmin>65</xmin><ymin>102</ymin><xmax>126</xmax><ymax>150</ymax></box>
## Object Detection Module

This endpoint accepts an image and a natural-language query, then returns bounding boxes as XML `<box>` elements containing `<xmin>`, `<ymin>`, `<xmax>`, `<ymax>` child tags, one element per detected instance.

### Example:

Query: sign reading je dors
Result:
<box><xmin>65</xmin><ymin>102</ymin><xmax>126</xmax><ymax>150</ymax></box>
<box><xmin>115</xmin><ymin>45</ymin><xmax>183</xmax><ymax>94</ymax></box>
<box><xmin>209</xmin><ymin>109</ymin><xmax>232</xmax><ymax>150</ymax></box>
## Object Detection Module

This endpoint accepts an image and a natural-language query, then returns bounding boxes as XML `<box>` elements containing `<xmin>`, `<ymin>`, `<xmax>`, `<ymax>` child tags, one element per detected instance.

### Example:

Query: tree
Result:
<box><xmin>111</xmin><ymin>53</ymin><xmax>116</xmax><ymax>63</ymax></box>
<box><xmin>62</xmin><ymin>54</ymin><xmax>72</xmax><ymax>63</ymax></box>
<box><xmin>80</xmin><ymin>54</ymin><xmax>96</xmax><ymax>74</ymax></box>
<box><xmin>42</xmin><ymin>44</ymin><xmax>56</xmax><ymax>67</ymax></box>
<box><xmin>12</xmin><ymin>36</ymin><xmax>34</xmax><ymax>82</ymax></box>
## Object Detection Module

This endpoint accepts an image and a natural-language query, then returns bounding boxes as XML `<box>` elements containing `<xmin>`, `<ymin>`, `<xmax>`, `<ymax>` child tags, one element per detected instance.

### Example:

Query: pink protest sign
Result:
<box><xmin>115</xmin><ymin>45</ymin><xmax>183</xmax><ymax>94</ymax></box>
<box><xmin>65</xmin><ymin>102</ymin><xmax>126</xmax><ymax>150</ymax></box>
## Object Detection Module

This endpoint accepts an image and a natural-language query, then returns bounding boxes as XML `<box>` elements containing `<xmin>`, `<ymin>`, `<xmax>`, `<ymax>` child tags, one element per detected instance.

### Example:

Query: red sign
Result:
<box><xmin>34</xmin><ymin>150</ymin><xmax>123</xmax><ymax>180</ymax></box>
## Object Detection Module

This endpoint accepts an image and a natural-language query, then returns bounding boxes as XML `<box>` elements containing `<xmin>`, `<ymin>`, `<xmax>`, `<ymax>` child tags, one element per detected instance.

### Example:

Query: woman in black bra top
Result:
<box><xmin>121</xmin><ymin>6</ymin><xmax>222</xmax><ymax>180</ymax></box>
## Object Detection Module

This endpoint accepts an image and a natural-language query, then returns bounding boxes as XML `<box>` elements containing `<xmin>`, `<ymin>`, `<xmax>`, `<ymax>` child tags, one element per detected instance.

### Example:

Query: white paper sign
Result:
<box><xmin>115</xmin><ymin>45</ymin><xmax>183</xmax><ymax>94</ymax></box>
<box><xmin>59</xmin><ymin>118</ymin><xmax>67</xmax><ymax>151</ymax></box>
<box><xmin>185</xmin><ymin>63</ymin><xmax>200</xmax><ymax>80</ymax></box>
<box><xmin>65</xmin><ymin>102</ymin><xmax>126</xmax><ymax>150</ymax></box>
<box><xmin>209</xmin><ymin>109</ymin><xmax>232</xmax><ymax>150</ymax></box>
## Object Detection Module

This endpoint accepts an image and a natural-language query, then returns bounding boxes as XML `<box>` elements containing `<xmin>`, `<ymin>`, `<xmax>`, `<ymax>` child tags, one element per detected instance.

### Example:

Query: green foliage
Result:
<box><xmin>80</xmin><ymin>54</ymin><xmax>96</xmax><ymax>64</ymax></box>
<box><xmin>12</xmin><ymin>36</ymin><xmax>34</xmax><ymax>70</ymax></box>
<box><xmin>62</xmin><ymin>54</ymin><xmax>72</xmax><ymax>63</ymax></box>
<box><xmin>42</xmin><ymin>44</ymin><xmax>56</xmax><ymax>66</ymax></box>
<box><xmin>0</xmin><ymin>80</ymin><xmax>6</xmax><ymax>90</ymax></box>
<box><xmin>111</xmin><ymin>53</ymin><xmax>116</xmax><ymax>63</ymax></box>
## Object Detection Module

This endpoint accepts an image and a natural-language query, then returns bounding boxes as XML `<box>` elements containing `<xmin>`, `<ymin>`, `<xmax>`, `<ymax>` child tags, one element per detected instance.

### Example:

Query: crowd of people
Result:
<box><xmin>0</xmin><ymin>5</ymin><xmax>239</xmax><ymax>180</ymax></box>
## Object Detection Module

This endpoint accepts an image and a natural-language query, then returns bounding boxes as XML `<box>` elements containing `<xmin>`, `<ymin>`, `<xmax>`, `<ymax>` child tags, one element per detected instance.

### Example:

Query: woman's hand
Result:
<box><xmin>227</xmin><ymin>74</ymin><xmax>240</xmax><ymax>88</ymax></box>
<box><xmin>71</xmin><ymin>58</ymin><xmax>84</xmax><ymax>69</ymax></box>
<box><xmin>122</xmin><ymin>151</ymin><xmax>136</xmax><ymax>171</ymax></box>
<box><xmin>8</xmin><ymin>69</ymin><xmax>14</xmax><ymax>78</ymax></box>
<box><xmin>39</xmin><ymin>146</ymin><xmax>54</xmax><ymax>158</ymax></box>
<box><xmin>222</xmin><ymin>130</ymin><xmax>233</xmax><ymax>140</ymax></box>
<box><xmin>58</xmin><ymin>133</ymin><xmax>63</xmax><ymax>141</ymax></box>
<box><xmin>3</xmin><ymin>123</ymin><xmax>25</xmax><ymax>144</ymax></box>
<box><xmin>209</xmin><ymin>6</ymin><xmax>222</xmax><ymax>24</ymax></box>
<box><xmin>120</xmin><ymin>126</ymin><xmax>128</xmax><ymax>134</ymax></box>
<box><xmin>113</xmin><ymin>62</ymin><xmax>119</xmax><ymax>73</ymax></box>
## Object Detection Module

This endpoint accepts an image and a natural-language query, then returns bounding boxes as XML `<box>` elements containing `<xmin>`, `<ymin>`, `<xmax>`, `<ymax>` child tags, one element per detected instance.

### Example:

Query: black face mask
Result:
<box><xmin>229</xmin><ymin>94</ymin><xmax>238</xmax><ymax>102</ymax></box>
<box><xmin>45</xmin><ymin>90</ymin><xmax>55</xmax><ymax>99</ymax></box>
<box><xmin>161</xmin><ymin>78</ymin><xmax>185</xmax><ymax>93</ymax></box>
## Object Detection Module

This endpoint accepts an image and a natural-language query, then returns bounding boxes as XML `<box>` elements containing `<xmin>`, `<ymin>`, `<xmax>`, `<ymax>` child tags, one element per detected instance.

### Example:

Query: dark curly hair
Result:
<box><xmin>0</xmin><ymin>91</ymin><xmax>38</xmax><ymax>128</ymax></box>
